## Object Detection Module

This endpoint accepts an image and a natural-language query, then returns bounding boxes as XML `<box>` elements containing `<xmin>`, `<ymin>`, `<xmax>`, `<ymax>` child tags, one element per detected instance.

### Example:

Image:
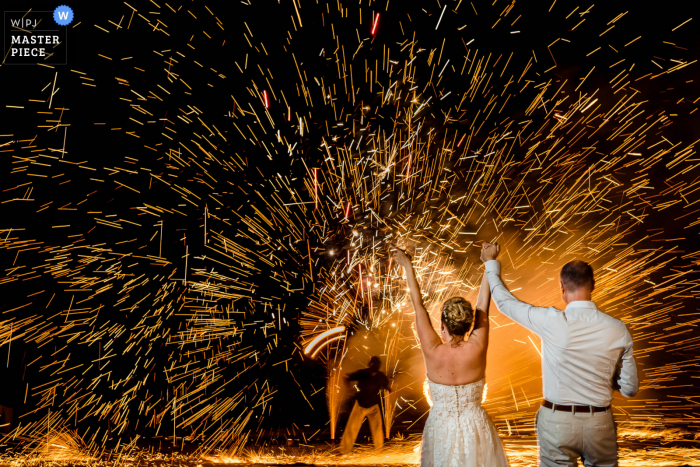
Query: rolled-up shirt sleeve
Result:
<box><xmin>484</xmin><ymin>260</ymin><xmax>548</xmax><ymax>336</ymax></box>
<box><xmin>615</xmin><ymin>326</ymin><xmax>639</xmax><ymax>398</ymax></box>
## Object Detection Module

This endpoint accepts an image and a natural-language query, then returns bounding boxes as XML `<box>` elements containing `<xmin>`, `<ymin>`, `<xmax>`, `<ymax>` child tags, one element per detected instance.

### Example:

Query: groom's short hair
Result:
<box><xmin>560</xmin><ymin>260</ymin><xmax>594</xmax><ymax>291</ymax></box>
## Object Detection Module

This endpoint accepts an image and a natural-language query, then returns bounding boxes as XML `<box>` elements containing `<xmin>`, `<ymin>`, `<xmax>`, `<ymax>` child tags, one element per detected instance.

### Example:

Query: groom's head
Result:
<box><xmin>559</xmin><ymin>260</ymin><xmax>595</xmax><ymax>304</ymax></box>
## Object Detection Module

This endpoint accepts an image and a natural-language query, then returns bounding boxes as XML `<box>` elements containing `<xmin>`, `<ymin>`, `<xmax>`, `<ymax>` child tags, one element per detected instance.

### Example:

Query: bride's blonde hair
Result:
<box><xmin>441</xmin><ymin>297</ymin><xmax>474</xmax><ymax>340</ymax></box>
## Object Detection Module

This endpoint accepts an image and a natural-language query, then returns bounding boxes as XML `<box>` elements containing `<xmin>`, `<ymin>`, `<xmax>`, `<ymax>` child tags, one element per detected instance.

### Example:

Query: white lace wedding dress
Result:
<box><xmin>421</xmin><ymin>378</ymin><xmax>509</xmax><ymax>467</ymax></box>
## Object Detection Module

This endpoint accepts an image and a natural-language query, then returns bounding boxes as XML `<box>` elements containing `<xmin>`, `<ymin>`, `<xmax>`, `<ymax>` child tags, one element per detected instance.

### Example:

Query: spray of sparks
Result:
<box><xmin>0</xmin><ymin>0</ymin><xmax>699</xmax><ymax>466</ymax></box>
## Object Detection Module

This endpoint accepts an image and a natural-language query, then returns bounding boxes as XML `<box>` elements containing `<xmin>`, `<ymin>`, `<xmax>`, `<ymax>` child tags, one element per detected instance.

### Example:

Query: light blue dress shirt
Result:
<box><xmin>485</xmin><ymin>260</ymin><xmax>639</xmax><ymax>407</ymax></box>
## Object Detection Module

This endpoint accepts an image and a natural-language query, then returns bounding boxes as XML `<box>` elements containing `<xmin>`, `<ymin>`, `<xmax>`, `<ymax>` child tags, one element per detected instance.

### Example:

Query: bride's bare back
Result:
<box><xmin>424</xmin><ymin>332</ymin><xmax>487</xmax><ymax>385</ymax></box>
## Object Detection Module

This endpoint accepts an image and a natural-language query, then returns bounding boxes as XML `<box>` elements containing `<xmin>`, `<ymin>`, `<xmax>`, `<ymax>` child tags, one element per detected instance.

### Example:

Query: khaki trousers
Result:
<box><xmin>537</xmin><ymin>405</ymin><xmax>618</xmax><ymax>467</ymax></box>
<box><xmin>339</xmin><ymin>401</ymin><xmax>384</xmax><ymax>454</ymax></box>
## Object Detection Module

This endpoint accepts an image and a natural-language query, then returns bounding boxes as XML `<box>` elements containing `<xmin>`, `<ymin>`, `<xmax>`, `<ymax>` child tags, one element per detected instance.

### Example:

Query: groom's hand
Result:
<box><xmin>480</xmin><ymin>242</ymin><xmax>500</xmax><ymax>262</ymax></box>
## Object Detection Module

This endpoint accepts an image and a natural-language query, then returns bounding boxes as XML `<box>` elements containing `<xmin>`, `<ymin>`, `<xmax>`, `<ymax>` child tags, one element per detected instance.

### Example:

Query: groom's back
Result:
<box><xmin>485</xmin><ymin>256</ymin><xmax>639</xmax><ymax>464</ymax></box>
<box><xmin>539</xmin><ymin>301</ymin><xmax>634</xmax><ymax>407</ymax></box>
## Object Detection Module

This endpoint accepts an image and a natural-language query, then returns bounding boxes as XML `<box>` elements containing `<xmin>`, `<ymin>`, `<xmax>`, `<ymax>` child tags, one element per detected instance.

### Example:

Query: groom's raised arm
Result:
<box><xmin>484</xmin><ymin>259</ymin><xmax>549</xmax><ymax>336</ymax></box>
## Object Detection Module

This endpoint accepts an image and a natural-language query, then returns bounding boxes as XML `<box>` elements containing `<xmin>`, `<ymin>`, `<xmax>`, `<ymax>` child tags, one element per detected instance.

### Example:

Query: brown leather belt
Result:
<box><xmin>542</xmin><ymin>400</ymin><xmax>609</xmax><ymax>413</ymax></box>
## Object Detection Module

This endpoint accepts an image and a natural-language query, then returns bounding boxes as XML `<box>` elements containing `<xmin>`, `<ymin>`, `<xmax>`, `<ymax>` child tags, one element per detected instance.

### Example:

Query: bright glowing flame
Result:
<box><xmin>303</xmin><ymin>326</ymin><xmax>346</xmax><ymax>356</ymax></box>
<box><xmin>423</xmin><ymin>378</ymin><xmax>432</xmax><ymax>407</ymax></box>
<box><xmin>310</xmin><ymin>334</ymin><xmax>345</xmax><ymax>358</ymax></box>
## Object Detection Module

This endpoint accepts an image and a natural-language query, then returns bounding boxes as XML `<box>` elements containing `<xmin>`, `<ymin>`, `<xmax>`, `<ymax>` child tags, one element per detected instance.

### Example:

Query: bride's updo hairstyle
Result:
<box><xmin>441</xmin><ymin>297</ymin><xmax>474</xmax><ymax>338</ymax></box>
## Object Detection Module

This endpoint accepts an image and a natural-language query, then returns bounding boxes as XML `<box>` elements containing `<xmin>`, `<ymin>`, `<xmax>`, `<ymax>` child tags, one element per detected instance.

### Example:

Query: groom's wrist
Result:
<box><xmin>484</xmin><ymin>259</ymin><xmax>501</xmax><ymax>274</ymax></box>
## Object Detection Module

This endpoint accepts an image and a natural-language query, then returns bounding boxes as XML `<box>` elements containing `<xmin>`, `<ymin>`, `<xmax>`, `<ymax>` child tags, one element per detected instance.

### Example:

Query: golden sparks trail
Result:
<box><xmin>0</xmin><ymin>0</ymin><xmax>699</xmax><ymax>465</ymax></box>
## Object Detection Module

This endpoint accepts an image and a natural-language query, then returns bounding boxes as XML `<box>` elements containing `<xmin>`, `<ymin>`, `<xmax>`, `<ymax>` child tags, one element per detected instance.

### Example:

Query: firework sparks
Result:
<box><xmin>0</xmin><ymin>0</ymin><xmax>699</xmax><ymax>465</ymax></box>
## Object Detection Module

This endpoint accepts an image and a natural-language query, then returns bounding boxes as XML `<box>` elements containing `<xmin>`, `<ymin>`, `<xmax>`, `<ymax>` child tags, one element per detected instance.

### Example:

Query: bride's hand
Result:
<box><xmin>480</xmin><ymin>242</ymin><xmax>500</xmax><ymax>262</ymax></box>
<box><xmin>389</xmin><ymin>243</ymin><xmax>412</xmax><ymax>269</ymax></box>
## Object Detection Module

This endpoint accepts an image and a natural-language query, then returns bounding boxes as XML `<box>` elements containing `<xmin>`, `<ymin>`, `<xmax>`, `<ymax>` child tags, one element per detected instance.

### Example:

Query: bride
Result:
<box><xmin>391</xmin><ymin>243</ymin><xmax>509</xmax><ymax>467</ymax></box>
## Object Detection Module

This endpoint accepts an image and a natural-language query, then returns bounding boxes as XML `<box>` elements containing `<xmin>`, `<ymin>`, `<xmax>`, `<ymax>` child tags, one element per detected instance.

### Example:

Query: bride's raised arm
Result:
<box><xmin>467</xmin><ymin>272</ymin><xmax>491</xmax><ymax>350</ymax></box>
<box><xmin>390</xmin><ymin>244</ymin><xmax>442</xmax><ymax>352</ymax></box>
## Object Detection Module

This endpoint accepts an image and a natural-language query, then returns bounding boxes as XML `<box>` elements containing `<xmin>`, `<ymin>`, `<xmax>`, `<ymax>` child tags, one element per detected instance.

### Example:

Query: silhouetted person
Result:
<box><xmin>339</xmin><ymin>356</ymin><xmax>390</xmax><ymax>454</ymax></box>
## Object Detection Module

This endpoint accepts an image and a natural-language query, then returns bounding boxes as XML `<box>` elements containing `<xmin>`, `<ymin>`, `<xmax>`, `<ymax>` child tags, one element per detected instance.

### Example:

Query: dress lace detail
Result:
<box><xmin>421</xmin><ymin>378</ymin><xmax>509</xmax><ymax>467</ymax></box>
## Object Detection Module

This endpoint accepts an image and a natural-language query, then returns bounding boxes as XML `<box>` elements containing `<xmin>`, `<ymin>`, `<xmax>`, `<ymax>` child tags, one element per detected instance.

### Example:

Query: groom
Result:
<box><xmin>481</xmin><ymin>242</ymin><xmax>638</xmax><ymax>467</ymax></box>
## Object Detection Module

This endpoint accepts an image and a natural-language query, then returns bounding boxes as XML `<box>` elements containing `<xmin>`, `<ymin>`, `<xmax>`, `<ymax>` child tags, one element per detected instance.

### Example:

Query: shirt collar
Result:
<box><xmin>565</xmin><ymin>300</ymin><xmax>597</xmax><ymax>310</ymax></box>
